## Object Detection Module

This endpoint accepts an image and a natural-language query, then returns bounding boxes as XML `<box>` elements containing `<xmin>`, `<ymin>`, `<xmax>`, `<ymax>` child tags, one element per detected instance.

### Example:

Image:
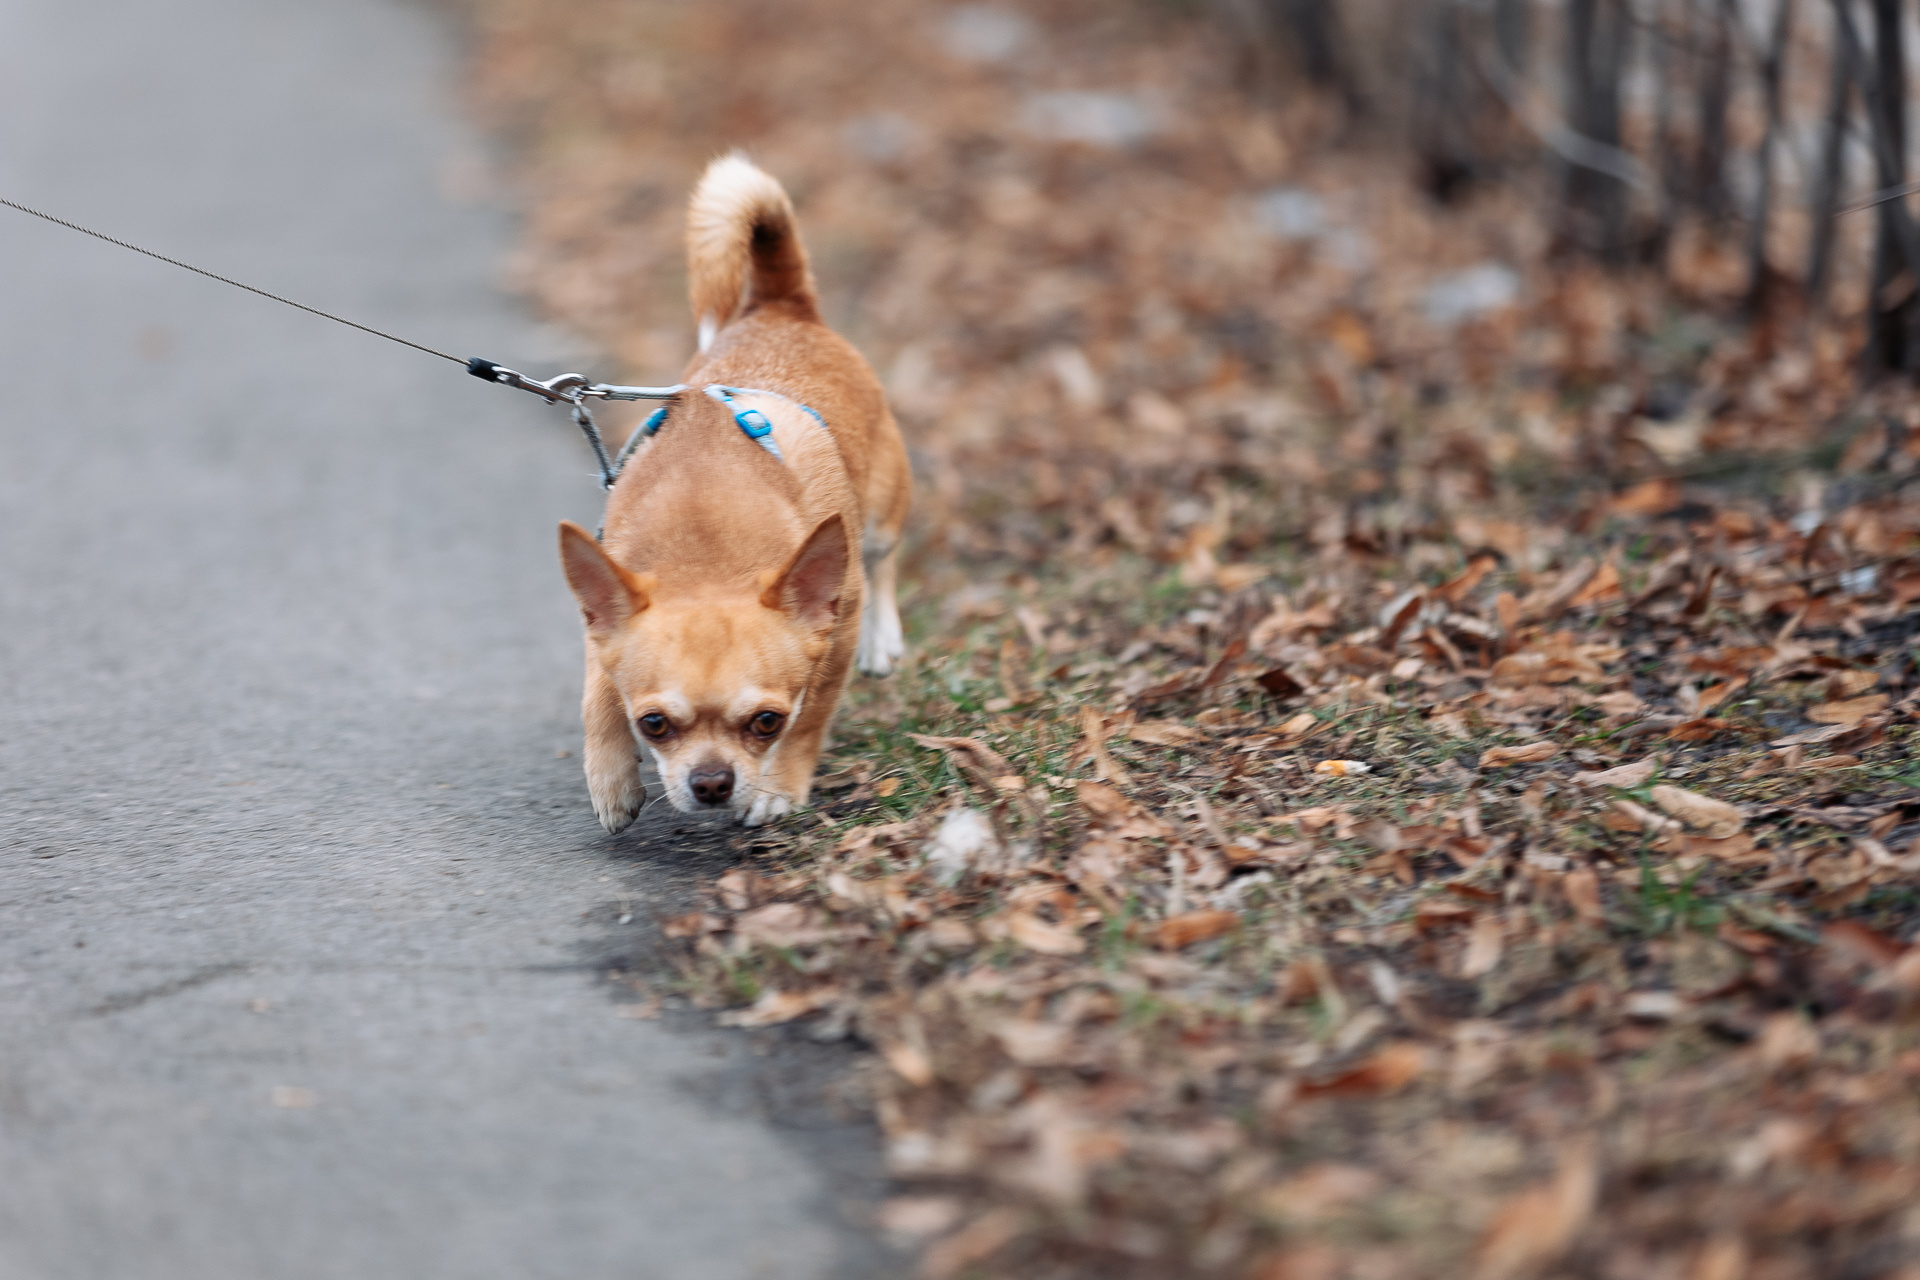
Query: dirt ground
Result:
<box><xmin>459</xmin><ymin>3</ymin><xmax>1920</xmax><ymax>1276</ymax></box>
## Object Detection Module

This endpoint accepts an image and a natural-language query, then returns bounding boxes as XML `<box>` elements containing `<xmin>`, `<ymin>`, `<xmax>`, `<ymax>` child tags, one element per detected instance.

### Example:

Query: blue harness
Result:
<box><xmin>636</xmin><ymin>383</ymin><xmax>828</xmax><ymax>463</ymax></box>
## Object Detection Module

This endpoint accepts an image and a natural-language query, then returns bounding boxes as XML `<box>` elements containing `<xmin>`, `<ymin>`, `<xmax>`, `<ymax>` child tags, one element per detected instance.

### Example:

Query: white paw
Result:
<box><xmin>741</xmin><ymin>791</ymin><xmax>794</xmax><ymax>827</ymax></box>
<box><xmin>587</xmin><ymin>766</ymin><xmax>643</xmax><ymax>834</ymax></box>
<box><xmin>855</xmin><ymin>644</ymin><xmax>891</xmax><ymax>678</ymax></box>
<box><xmin>855</xmin><ymin>599</ymin><xmax>905</xmax><ymax>677</ymax></box>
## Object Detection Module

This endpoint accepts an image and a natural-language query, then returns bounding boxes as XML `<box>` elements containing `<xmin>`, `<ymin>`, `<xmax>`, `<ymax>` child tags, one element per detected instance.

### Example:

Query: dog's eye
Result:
<box><xmin>637</xmin><ymin>713</ymin><xmax>670</xmax><ymax>739</ymax></box>
<box><xmin>749</xmin><ymin>710</ymin><xmax>784</xmax><ymax>738</ymax></box>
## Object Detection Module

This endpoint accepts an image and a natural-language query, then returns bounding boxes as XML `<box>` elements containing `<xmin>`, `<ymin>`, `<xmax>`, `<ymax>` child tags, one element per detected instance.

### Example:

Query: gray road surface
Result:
<box><xmin>0</xmin><ymin>2</ymin><xmax>877</xmax><ymax>1277</ymax></box>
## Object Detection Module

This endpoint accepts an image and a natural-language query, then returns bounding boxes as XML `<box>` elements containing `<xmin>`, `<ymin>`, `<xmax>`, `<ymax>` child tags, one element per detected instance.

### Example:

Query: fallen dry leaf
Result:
<box><xmin>1650</xmin><ymin>785</ymin><xmax>1745</xmax><ymax>838</ymax></box>
<box><xmin>1692</xmin><ymin>677</ymin><xmax>1747</xmax><ymax>714</ymax></box>
<box><xmin>1296</xmin><ymin>1041</ymin><xmax>1428</xmax><ymax>1098</ymax></box>
<box><xmin>1689</xmin><ymin>1237</ymin><xmax>1749</xmax><ymax>1280</ymax></box>
<box><xmin>1216</xmin><ymin>563</ymin><xmax>1269</xmax><ymax>592</ymax></box>
<box><xmin>1570</xmin><ymin>759</ymin><xmax>1656</xmax><ymax>789</ymax></box>
<box><xmin>1272</xmin><ymin>805</ymin><xmax>1351</xmax><ymax>835</ymax></box>
<box><xmin>1435</xmin><ymin>554</ymin><xmax>1500</xmax><ymax>604</ymax></box>
<box><xmin>991</xmin><ymin>1020</ymin><xmax>1076</xmax><ymax>1066</ymax></box>
<box><xmin>734</xmin><ymin>902</ymin><xmax>828</xmax><ymax>947</ymax></box>
<box><xmin>717</xmin><ymin>985</ymin><xmax>839</xmax><ymax>1027</ymax></box>
<box><xmin>1610</xmin><ymin>478</ymin><xmax>1682</xmax><ymax>516</ymax></box>
<box><xmin>1473</xmin><ymin>1140</ymin><xmax>1597</xmax><ymax>1280</ymax></box>
<box><xmin>1518</xmin><ymin>559</ymin><xmax>1597</xmax><ymax>622</ymax></box>
<box><xmin>877</xmin><ymin>1195</ymin><xmax>964</xmax><ymax>1241</ymax></box>
<box><xmin>1075</xmin><ymin>780</ymin><xmax>1131</xmax><ymax>821</ymax></box>
<box><xmin>1256</xmin><ymin>667</ymin><xmax>1306</xmax><ymax>700</ymax></box>
<box><xmin>1660</xmin><ymin>830</ymin><xmax>1765</xmax><ymax>863</ymax></box>
<box><xmin>1259</xmin><ymin>1163</ymin><xmax>1383</xmax><ymax>1223</ymax></box>
<box><xmin>1806</xmin><ymin>693</ymin><xmax>1890</xmax><ymax>724</ymax></box>
<box><xmin>1594</xmin><ymin>689</ymin><xmax>1645</xmax><ymax>717</ymax></box>
<box><xmin>1078</xmin><ymin>706</ymin><xmax>1133</xmax><ymax>786</ymax></box>
<box><xmin>918</xmin><ymin>1208</ymin><xmax>1025</xmax><ymax>1280</ymax></box>
<box><xmin>1150</xmin><ymin>910</ymin><xmax>1240</xmax><ymax>949</ymax></box>
<box><xmin>1415</xmin><ymin>897</ymin><xmax>1475</xmax><ymax>930</ymax></box>
<box><xmin>1491</xmin><ymin>650</ymin><xmax>1599</xmax><ymax>686</ymax></box>
<box><xmin>1006</xmin><ymin>910</ymin><xmax>1087</xmax><ymax>956</ymax></box>
<box><xmin>1129</xmin><ymin>720</ymin><xmax>1205</xmax><ymax>747</ymax></box>
<box><xmin>662</xmin><ymin>912</ymin><xmax>725</xmax><ymax>939</ymax></box>
<box><xmin>1563</xmin><ymin>867</ymin><xmax>1604</xmax><ymax>925</ymax></box>
<box><xmin>1275</xmin><ymin>711</ymin><xmax>1320</xmax><ymax>738</ymax></box>
<box><xmin>1478</xmin><ymin>741</ymin><xmax>1560</xmax><ymax>769</ymax></box>
<box><xmin>909</xmin><ymin>733</ymin><xmax>1020</xmax><ymax>788</ymax></box>
<box><xmin>1769</xmin><ymin>722</ymin><xmax>1851</xmax><ymax>747</ymax></box>
<box><xmin>1461</xmin><ymin>914</ymin><xmax>1505</xmax><ymax>978</ymax></box>
<box><xmin>1757</xmin><ymin>1013</ymin><xmax>1820</xmax><ymax>1071</ymax></box>
<box><xmin>1565</xmin><ymin>559</ymin><xmax>1622</xmax><ymax>607</ymax></box>
<box><xmin>882</xmin><ymin>1039</ymin><xmax>936</xmax><ymax>1088</ymax></box>
<box><xmin>1824</xmin><ymin>669</ymin><xmax>1881</xmax><ymax>699</ymax></box>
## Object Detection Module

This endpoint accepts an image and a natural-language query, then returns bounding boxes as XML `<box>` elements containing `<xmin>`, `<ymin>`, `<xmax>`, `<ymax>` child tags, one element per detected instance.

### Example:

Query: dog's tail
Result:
<box><xmin>686</xmin><ymin>153</ymin><xmax>817</xmax><ymax>350</ymax></box>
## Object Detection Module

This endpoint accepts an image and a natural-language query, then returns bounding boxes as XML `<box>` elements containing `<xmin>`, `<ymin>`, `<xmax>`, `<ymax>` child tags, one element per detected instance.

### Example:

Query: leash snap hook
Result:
<box><xmin>466</xmin><ymin>356</ymin><xmax>690</xmax><ymax>489</ymax></box>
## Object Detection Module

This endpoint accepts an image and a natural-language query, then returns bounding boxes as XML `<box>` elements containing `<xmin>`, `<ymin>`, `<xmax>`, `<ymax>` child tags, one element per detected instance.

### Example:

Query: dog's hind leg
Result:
<box><xmin>856</xmin><ymin>535</ymin><xmax>905</xmax><ymax>677</ymax></box>
<box><xmin>581</xmin><ymin>650</ymin><xmax>643</xmax><ymax>833</ymax></box>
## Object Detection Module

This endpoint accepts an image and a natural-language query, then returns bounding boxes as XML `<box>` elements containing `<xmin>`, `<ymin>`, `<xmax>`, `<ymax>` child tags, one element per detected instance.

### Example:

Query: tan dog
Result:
<box><xmin>557</xmin><ymin>155</ymin><xmax>911</xmax><ymax>830</ymax></box>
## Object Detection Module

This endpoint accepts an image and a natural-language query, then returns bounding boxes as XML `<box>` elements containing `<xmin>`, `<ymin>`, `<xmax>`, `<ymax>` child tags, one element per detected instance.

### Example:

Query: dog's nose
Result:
<box><xmin>689</xmin><ymin>763</ymin><xmax>735</xmax><ymax>806</ymax></box>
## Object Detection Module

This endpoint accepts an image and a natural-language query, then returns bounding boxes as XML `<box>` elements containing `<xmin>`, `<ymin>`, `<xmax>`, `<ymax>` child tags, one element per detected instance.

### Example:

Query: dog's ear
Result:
<box><xmin>559</xmin><ymin>522</ymin><xmax>650</xmax><ymax>638</ymax></box>
<box><xmin>761</xmin><ymin>515</ymin><xmax>847</xmax><ymax>631</ymax></box>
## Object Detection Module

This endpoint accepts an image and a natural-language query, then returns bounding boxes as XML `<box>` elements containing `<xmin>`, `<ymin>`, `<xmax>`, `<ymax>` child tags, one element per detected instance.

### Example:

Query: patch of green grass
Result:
<box><xmin>720</xmin><ymin>958</ymin><xmax>761</xmax><ymax>1005</ymax></box>
<box><xmin>1121</xmin><ymin>987</ymin><xmax>1176</xmax><ymax>1028</ymax></box>
<box><xmin>1097</xmin><ymin>898</ymin><xmax>1144</xmax><ymax>970</ymax></box>
<box><xmin>1633</xmin><ymin>853</ymin><xmax>1721</xmax><ymax>937</ymax></box>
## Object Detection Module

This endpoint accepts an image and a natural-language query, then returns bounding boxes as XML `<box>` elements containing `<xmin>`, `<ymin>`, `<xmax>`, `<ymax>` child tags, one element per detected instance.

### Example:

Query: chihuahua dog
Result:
<box><xmin>557</xmin><ymin>154</ymin><xmax>911</xmax><ymax>830</ymax></box>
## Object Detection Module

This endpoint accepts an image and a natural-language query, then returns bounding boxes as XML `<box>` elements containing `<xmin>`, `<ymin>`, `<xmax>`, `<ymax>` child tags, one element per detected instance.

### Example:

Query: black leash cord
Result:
<box><xmin>0</xmin><ymin>191</ymin><xmax>685</xmax><ymax>494</ymax></box>
<box><xmin>0</xmin><ymin>195</ymin><xmax>466</xmax><ymax>365</ymax></box>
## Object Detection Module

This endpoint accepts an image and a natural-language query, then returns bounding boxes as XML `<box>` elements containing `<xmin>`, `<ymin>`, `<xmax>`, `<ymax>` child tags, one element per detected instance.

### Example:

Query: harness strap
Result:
<box><xmin>594</xmin><ymin>383</ymin><xmax>829</xmax><ymax>541</ymax></box>
<box><xmin>629</xmin><ymin>384</ymin><xmax>829</xmax><ymax>465</ymax></box>
<box><xmin>700</xmin><ymin>384</ymin><xmax>829</xmax><ymax>461</ymax></box>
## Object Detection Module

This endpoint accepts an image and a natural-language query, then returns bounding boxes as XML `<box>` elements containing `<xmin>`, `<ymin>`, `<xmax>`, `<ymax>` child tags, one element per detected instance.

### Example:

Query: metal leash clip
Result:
<box><xmin>467</xmin><ymin>357</ymin><xmax>687</xmax><ymax>489</ymax></box>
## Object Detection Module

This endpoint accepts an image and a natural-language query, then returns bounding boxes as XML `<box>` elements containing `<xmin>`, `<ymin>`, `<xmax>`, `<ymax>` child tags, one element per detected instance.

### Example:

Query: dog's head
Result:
<box><xmin>557</xmin><ymin>515</ymin><xmax>847</xmax><ymax>817</ymax></box>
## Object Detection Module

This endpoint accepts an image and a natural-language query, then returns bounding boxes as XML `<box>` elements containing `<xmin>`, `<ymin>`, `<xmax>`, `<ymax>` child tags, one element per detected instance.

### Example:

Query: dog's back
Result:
<box><xmin>677</xmin><ymin>154</ymin><xmax>908</xmax><ymax>534</ymax></box>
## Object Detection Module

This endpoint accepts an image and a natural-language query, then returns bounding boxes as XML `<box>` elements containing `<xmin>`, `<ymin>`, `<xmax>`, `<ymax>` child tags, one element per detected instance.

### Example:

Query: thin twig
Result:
<box><xmin>1837</xmin><ymin>177</ymin><xmax>1920</xmax><ymax>216</ymax></box>
<box><xmin>1469</xmin><ymin>39</ymin><xmax>1653</xmax><ymax>191</ymax></box>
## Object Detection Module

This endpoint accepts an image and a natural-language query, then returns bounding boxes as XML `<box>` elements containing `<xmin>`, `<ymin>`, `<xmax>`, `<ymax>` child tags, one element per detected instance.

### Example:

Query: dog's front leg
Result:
<box><xmin>744</xmin><ymin>647</ymin><xmax>850</xmax><ymax>827</ymax></box>
<box><xmin>581</xmin><ymin>646</ymin><xmax>643</xmax><ymax>833</ymax></box>
<box><xmin>744</xmin><ymin>718</ymin><xmax>823</xmax><ymax>827</ymax></box>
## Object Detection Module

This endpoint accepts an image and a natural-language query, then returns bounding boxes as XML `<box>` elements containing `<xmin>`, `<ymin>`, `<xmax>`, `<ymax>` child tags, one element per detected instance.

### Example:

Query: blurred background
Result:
<box><xmin>463</xmin><ymin>0</ymin><xmax>1918</xmax><ymax>600</ymax></box>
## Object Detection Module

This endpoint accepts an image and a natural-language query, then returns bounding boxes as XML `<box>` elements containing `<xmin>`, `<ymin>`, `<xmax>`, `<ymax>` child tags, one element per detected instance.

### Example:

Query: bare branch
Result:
<box><xmin>1469</xmin><ymin>32</ymin><xmax>1654</xmax><ymax>191</ymax></box>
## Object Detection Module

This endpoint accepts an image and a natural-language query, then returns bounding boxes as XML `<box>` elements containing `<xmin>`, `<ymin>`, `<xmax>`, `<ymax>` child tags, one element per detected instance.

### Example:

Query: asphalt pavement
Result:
<box><xmin>0</xmin><ymin>1</ymin><xmax>875</xmax><ymax>1276</ymax></box>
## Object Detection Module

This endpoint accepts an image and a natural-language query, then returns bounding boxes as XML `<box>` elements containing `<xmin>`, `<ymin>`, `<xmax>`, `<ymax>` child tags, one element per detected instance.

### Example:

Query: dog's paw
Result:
<box><xmin>856</xmin><ymin>601</ymin><xmax>906</xmax><ymax>677</ymax></box>
<box><xmin>587</xmin><ymin>771</ymin><xmax>643</xmax><ymax>834</ymax></box>
<box><xmin>591</xmin><ymin>791</ymin><xmax>641</xmax><ymax>834</ymax></box>
<box><xmin>741</xmin><ymin>791</ymin><xmax>794</xmax><ymax>827</ymax></box>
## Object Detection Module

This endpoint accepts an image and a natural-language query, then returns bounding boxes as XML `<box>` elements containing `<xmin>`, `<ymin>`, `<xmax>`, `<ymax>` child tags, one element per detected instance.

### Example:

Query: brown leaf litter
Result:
<box><xmin>463</xmin><ymin>1</ymin><xmax>1920</xmax><ymax>1275</ymax></box>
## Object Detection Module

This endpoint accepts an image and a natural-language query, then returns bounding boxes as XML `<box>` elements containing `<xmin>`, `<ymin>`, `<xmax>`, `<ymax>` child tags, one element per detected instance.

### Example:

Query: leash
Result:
<box><xmin>1</xmin><ymin>195</ymin><xmax>468</xmax><ymax>367</ymax></box>
<box><xmin>2</xmin><ymin>194</ymin><xmax>817</xmax><ymax>491</ymax></box>
<box><xmin>2</xmin><ymin>193</ymin><xmax>680</xmax><ymax>488</ymax></box>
